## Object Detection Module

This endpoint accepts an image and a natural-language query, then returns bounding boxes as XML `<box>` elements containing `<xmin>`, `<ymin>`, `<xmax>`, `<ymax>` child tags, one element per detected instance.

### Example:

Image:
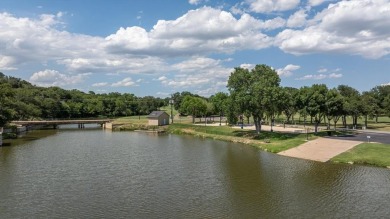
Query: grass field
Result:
<box><xmin>167</xmin><ymin>123</ymin><xmax>310</xmax><ymax>153</ymax></box>
<box><xmin>331</xmin><ymin>143</ymin><xmax>390</xmax><ymax>167</ymax></box>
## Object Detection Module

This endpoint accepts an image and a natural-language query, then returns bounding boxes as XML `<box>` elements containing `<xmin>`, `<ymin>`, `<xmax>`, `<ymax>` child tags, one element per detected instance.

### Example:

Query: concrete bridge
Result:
<box><xmin>11</xmin><ymin>119</ymin><xmax>111</xmax><ymax>129</ymax></box>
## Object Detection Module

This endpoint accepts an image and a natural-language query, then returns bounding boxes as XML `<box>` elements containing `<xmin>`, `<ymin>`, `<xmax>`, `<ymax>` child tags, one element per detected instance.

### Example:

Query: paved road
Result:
<box><xmin>327</xmin><ymin>132</ymin><xmax>390</xmax><ymax>144</ymax></box>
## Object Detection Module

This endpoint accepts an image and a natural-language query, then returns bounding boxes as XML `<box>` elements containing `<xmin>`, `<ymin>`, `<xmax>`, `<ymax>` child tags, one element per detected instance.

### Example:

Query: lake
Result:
<box><xmin>0</xmin><ymin>126</ymin><xmax>389</xmax><ymax>218</ymax></box>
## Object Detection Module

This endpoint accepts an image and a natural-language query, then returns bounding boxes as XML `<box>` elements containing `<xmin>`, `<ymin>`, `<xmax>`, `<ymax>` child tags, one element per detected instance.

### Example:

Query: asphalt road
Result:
<box><xmin>327</xmin><ymin>131</ymin><xmax>390</xmax><ymax>144</ymax></box>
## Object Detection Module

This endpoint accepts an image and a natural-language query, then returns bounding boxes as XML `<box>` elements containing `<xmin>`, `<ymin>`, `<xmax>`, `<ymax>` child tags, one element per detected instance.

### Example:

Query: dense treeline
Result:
<box><xmin>172</xmin><ymin>65</ymin><xmax>390</xmax><ymax>133</ymax></box>
<box><xmin>1</xmin><ymin>67</ymin><xmax>390</xmax><ymax>133</ymax></box>
<box><xmin>0</xmin><ymin>72</ymin><xmax>167</xmax><ymax>126</ymax></box>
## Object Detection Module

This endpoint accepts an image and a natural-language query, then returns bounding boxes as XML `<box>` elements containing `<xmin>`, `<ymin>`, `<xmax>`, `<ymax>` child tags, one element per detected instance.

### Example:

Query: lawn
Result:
<box><xmin>331</xmin><ymin>143</ymin><xmax>390</xmax><ymax>167</ymax></box>
<box><xmin>167</xmin><ymin>123</ymin><xmax>309</xmax><ymax>153</ymax></box>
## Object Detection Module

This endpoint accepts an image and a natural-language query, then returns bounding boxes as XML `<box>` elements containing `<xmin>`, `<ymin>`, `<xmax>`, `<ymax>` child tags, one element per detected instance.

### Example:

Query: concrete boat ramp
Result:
<box><xmin>278</xmin><ymin>137</ymin><xmax>362</xmax><ymax>162</ymax></box>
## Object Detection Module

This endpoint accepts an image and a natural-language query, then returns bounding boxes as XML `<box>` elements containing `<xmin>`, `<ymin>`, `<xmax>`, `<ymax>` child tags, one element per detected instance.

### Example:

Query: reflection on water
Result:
<box><xmin>0</xmin><ymin>129</ymin><xmax>389</xmax><ymax>218</ymax></box>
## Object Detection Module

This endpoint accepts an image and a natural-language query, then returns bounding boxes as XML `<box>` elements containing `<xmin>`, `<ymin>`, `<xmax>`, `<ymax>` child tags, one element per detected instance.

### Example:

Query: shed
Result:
<box><xmin>147</xmin><ymin>111</ymin><xmax>170</xmax><ymax>126</ymax></box>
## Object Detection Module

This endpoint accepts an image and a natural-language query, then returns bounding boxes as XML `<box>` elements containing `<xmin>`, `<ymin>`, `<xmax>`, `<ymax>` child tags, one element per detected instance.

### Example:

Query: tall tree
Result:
<box><xmin>180</xmin><ymin>96</ymin><xmax>207</xmax><ymax>123</ymax></box>
<box><xmin>338</xmin><ymin>85</ymin><xmax>361</xmax><ymax>128</ymax></box>
<box><xmin>325</xmin><ymin>88</ymin><xmax>344</xmax><ymax>130</ymax></box>
<box><xmin>280</xmin><ymin>87</ymin><xmax>298</xmax><ymax>124</ymax></box>
<box><xmin>227</xmin><ymin>64</ymin><xmax>280</xmax><ymax>134</ymax></box>
<box><xmin>305</xmin><ymin>84</ymin><xmax>328</xmax><ymax>133</ymax></box>
<box><xmin>210</xmin><ymin>92</ymin><xmax>229</xmax><ymax>125</ymax></box>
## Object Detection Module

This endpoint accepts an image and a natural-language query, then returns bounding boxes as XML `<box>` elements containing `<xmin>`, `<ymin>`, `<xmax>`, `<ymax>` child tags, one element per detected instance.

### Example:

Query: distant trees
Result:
<box><xmin>0</xmin><ymin>73</ymin><xmax>168</xmax><ymax>123</ymax></box>
<box><xmin>0</xmin><ymin>83</ymin><xmax>15</xmax><ymax>126</ymax></box>
<box><xmin>1</xmin><ymin>69</ymin><xmax>390</xmax><ymax>132</ymax></box>
<box><xmin>179</xmin><ymin>96</ymin><xmax>207</xmax><ymax>123</ymax></box>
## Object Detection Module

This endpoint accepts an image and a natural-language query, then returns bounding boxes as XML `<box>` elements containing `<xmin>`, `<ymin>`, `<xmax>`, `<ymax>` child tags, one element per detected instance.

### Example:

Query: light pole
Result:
<box><xmin>169</xmin><ymin>99</ymin><xmax>174</xmax><ymax>124</ymax></box>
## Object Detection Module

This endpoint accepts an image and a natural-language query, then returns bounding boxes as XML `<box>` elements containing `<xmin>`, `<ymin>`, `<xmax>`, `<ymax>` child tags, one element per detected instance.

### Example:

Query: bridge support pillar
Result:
<box><xmin>53</xmin><ymin>125</ymin><xmax>58</xmax><ymax>129</ymax></box>
<box><xmin>78</xmin><ymin>123</ymin><xmax>85</xmax><ymax>129</ymax></box>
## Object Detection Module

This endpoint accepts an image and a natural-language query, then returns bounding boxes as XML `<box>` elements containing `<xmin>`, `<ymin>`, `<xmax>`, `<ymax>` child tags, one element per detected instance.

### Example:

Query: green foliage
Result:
<box><xmin>180</xmin><ymin>96</ymin><xmax>208</xmax><ymax>123</ymax></box>
<box><xmin>227</xmin><ymin>64</ymin><xmax>281</xmax><ymax>134</ymax></box>
<box><xmin>331</xmin><ymin>143</ymin><xmax>390</xmax><ymax>167</ymax></box>
<box><xmin>0</xmin><ymin>73</ymin><xmax>168</xmax><ymax>124</ymax></box>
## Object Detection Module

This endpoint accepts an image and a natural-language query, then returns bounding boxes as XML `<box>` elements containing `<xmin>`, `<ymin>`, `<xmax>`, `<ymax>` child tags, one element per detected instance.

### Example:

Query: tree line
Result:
<box><xmin>1</xmin><ymin>66</ymin><xmax>390</xmax><ymax>133</ymax></box>
<box><xmin>0</xmin><ymin>72</ymin><xmax>167</xmax><ymax>126</ymax></box>
<box><xmin>173</xmin><ymin>65</ymin><xmax>390</xmax><ymax>134</ymax></box>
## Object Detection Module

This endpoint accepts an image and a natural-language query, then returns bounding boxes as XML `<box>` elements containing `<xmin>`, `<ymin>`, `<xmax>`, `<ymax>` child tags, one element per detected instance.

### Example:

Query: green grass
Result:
<box><xmin>167</xmin><ymin>123</ymin><xmax>308</xmax><ymax>153</ymax></box>
<box><xmin>113</xmin><ymin>115</ymin><xmax>148</xmax><ymax>125</ymax></box>
<box><xmin>331</xmin><ymin>143</ymin><xmax>390</xmax><ymax>167</ymax></box>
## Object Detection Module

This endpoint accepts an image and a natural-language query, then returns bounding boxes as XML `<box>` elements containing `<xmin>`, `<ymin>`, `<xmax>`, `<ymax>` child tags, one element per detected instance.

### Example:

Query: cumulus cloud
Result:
<box><xmin>276</xmin><ymin>64</ymin><xmax>300</xmax><ymax>77</ymax></box>
<box><xmin>308</xmin><ymin>0</ymin><xmax>327</xmax><ymax>7</ymax></box>
<box><xmin>189</xmin><ymin>0</ymin><xmax>202</xmax><ymax>5</ymax></box>
<box><xmin>287</xmin><ymin>9</ymin><xmax>307</xmax><ymax>28</ymax></box>
<box><xmin>29</xmin><ymin>69</ymin><xmax>90</xmax><ymax>86</ymax></box>
<box><xmin>159</xmin><ymin>57</ymin><xmax>232</xmax><ymax>90</ymax></box>
<box><xmin>111</xmin><ymin>77</ymin><xmax>136</xmax><ymax>87</ymax></box>
<box><xmin>296</xmin><ymin>73</ymin><xmax>343</xmax><ymax>80</ymax></box>
<box><xmin>259</xmin><ymin>17</ymin><xmax>286</xmax><ymax>30</ymax></box>
<box><xmin>240</xmin><ymin>63</ymin><xmax>255</xmax><ymax>70</ymax></box>
<box><xmin>92</xmin><ymin>82</ymin><xmax>108</xmax><ymax>87</ymax></box>
<box><xmin>275</xmin><ymin>0</ymin><xmax>390</xmax><ymax>59</ymax></box>
<box><xmin>247</xmin><ymin>0</ymin><xmax>300</xmax><ymax>13</ymax></box>
<box><xmin>105</xmin><ymin>7</ymin><xmax>272</xmax><ymax>56</ymax></box>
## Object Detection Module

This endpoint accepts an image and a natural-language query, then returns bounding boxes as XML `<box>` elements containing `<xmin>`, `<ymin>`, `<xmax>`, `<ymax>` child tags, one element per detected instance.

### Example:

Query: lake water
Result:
<box><xmin>1</xmin><ymin>126</ymin><xmax>389</xmax><ymax>218</ymax></box>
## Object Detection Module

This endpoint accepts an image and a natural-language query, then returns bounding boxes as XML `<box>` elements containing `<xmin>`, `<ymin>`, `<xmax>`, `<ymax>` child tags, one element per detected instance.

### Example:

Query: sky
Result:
<box><xmin>0</xmin><ymin>0</ymin><xmax>389</xmax><ymax>97</ymax></box>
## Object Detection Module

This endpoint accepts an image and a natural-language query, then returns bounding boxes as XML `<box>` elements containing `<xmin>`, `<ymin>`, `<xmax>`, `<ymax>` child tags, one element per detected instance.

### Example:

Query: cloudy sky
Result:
<box><xmin>0</xmin><ymin>0</ymin><xmax>389</xmax><ymax>97</ymax></box>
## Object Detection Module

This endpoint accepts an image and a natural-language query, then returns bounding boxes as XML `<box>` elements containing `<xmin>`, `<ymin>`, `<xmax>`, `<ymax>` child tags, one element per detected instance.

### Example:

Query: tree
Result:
<box><xmin>180</xmin><ymin>96</ymin><xmax>207</xmax><ymax>123</ymax></box>
<box><xmin>325</xmin><ymin>88</ymin><xmax>344</xmax><ymax>130</ymax></box>
<box><xmin>305</xmin><ymin>84</ymin><xmax>328</xmax><ymax>133</ymax></box>
<box><xmin>0</xmin><ymin>84</ymin><xmax>15</xmax><ymax>126</ymax></box>
<box><xmin>227</xmin><ymin>64</ymin><xmax>280</xmax><ymax>134</ymax></box>
<box><xmin>280</xmin><ymin>87</ymin><xmax>298</xmax><ymax>124</ymax></box>
<box><xmin>338</xmin><ymin>85</ymin><xmax>361</xmax><ymax>128</ymax></box>
<box><xmin>210</xmin><ymin>92</ymin><xmax>229</xmax><ymax>125</ymax></box>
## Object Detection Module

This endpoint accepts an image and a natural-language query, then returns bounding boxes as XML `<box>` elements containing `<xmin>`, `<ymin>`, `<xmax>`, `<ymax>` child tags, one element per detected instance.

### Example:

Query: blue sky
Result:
<box><xmin>0</xmin><ymin>0</ymin><xmax>389</xmax><ymax>97</ymax></box>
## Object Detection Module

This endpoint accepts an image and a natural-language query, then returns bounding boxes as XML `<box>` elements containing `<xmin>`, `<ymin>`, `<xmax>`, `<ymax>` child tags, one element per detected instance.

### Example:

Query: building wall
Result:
<box><xmin>149</xmin><ymin>119</ymin><xmax>159</xmax><ymax>126</ymax></box>
<box><xmin>148</xmin><ymin>114</ymin><xmax>170</xmax><ymax>126</ymax></box>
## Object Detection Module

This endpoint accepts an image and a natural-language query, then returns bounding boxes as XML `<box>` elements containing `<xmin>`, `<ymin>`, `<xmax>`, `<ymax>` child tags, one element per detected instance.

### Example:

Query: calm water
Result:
<box><xmin>0</xmin><ymin>126</ymin><xmax>389</xmax><ymax>218</ymax></box>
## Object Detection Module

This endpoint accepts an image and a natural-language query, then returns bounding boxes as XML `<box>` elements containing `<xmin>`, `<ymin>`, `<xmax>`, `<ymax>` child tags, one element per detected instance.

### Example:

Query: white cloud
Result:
<box><xmin>276</xmin><ymin>64</ymin><xmax>300</xmax><ymax>77</ymax></box>
<box><xmin>296</xmin><ymin>73</ymin><xmax>343</xmax><ymax>80</ymax></box>
<box><xmin>275</xmin><ymin>0</ymin><xmax>390</xmax><ymax>59</ymax></box>
<box><xmin>106</xmin><ymin>7</ymin><xmax>272</xmax><ymax>56</ymax></box>
<box><xmin>381</xmin><ymin>82</ymin><xmax>390</xmax><ymax>86</ymax></box>
<box><xmin>328</xmin><ymin>73</ymin><xmax>342</xmax><ymax>78</ymax></box>
<box><xmin>160</xmin><ymin>57</ymin><xmax>232</xmax><ymax>90</ymax></box>
<box><xmin>0</xmin><ymin>55</ymin><xmax>17</xmax><ymax>70</ymax></box>
<box><xmin>287</xmin><ymin>9</ymin><xmax>307</xmax><ymax>28</ymax></box>
<box><xmin>92</xmin><ymin>82</ymin><xmax>108</xmax><ymax>87</ymax></box>
<box><xmin>247</xmin><ymin>0</ymin><xmax>300</xmax><ymax>13</ymax></box>
<box><xmin>29</xmin><ymin>69</ymin><xmax>90</xmax><ymax>86</ymax></box>
<box><xmin>111</xmin><ymin>77</ymin><xmax>136</xmax><ymax>87</ymax></box>
<box><xmin>318</xmin><ymin>68</ymin><xmax>327</xmax><ymax>73</ymax></box>
<box><xmin>240</xmin><ymin>63</ymin><xmax>255</xmax><ymax>70</ymax></box>
<box><xmin>189</xmin><ymin>0</ymin><xmax>202</xmax><ymax>5</ymax></box>
<box><xmin>260</xmin><ymin>17</ymin><xmax>286</xmax><ymax>30</ymax></box>
<box><xmin>308</xmin><ymin>0</ymin><xmax>327</xmax><ymax>7</ymax></box>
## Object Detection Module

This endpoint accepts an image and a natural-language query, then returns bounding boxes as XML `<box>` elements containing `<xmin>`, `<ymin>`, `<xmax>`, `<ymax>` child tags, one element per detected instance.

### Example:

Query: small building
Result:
<box><xmin>147</xmin><ymin>111</ymin><xmax>170</xmax><ymax>126</ymax></box>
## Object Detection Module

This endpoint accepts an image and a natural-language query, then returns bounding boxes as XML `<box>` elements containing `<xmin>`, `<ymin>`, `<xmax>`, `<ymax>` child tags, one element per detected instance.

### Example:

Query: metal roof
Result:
<box><xmin>147</xmin><ymin>111</ymin><xmax>169</xmax><ymax>119</ymax></box>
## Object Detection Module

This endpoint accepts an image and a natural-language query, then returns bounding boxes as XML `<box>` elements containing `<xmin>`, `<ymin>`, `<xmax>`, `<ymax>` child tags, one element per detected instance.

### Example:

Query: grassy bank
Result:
<box><xmin>331</xmin><ymin>143</ymin><xmax>390</xmax><ymax>167</ymax></box>
<box><xmin>167</xmin><ymin>123</ymin><xmax>310</xmax><ymax>153</ymax></box>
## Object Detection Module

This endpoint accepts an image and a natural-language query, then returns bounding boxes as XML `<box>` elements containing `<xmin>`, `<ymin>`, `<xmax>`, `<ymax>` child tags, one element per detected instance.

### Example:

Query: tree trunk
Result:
<box><xmin>334</xmin><ymin>121</ymin><xmax>337</xmax><ymax>130</ymax></box>
<box><xmin>365</xmin><ymin>115</ymin><xmax>368</xmax><ymax>128</ymax></box>
<box><xmin>376</xmin><ymin>115</ymin><xmax>378</xmax><ymax>123</ymax></box>
<box><xmin>327</xmin><ymin>118</ymin><xmax>331</xmax><ymax>130</ymax></box>
<box><xmin>315</xmin><ymin>122</ymin><xmax>319</xmax><ymax>133</ymax></box>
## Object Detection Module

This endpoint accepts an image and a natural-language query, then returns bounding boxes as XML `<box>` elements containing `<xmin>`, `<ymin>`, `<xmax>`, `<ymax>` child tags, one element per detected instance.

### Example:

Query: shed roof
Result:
<box><xmin>147</xmin><ymin>111</ymin><xmax>169</xmax><ymax>119</ymax></box>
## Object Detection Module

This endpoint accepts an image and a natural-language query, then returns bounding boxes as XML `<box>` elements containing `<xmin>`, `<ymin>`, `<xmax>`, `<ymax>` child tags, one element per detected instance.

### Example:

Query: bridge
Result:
<box><xmin>11</xmin><ymin>119</ymin><xmax>112</xmax><ymax>129</ymax></box>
